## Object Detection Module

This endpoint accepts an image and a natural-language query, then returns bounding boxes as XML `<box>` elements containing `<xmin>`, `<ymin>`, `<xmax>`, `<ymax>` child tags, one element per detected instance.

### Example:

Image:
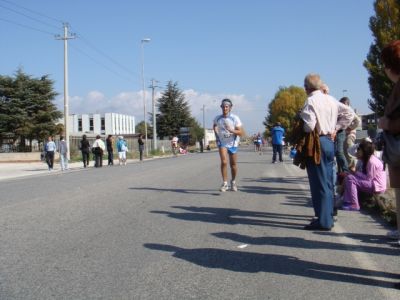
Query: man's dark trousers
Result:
<box><xmin>305</xmin><ymin>136</ymin><xmax>335</xmax><ymax>229</ymax></box>
<box><xmin>272</xmin><ymin>144</ymin><xmax>283</xmax><ymax>162</ymax></box>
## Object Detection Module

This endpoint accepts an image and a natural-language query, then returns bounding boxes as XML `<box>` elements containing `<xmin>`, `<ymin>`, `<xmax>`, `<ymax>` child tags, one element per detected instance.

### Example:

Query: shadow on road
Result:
<box><xmin>150</xmin><ymin>206</ymin><xmax>310</xmax><ymax>230</ymax></box>
<box><xmin>242</xmin><ymin>176</ymin><xmax>309</xmax><ymax>185</ymax></box>
<box><xmin>129</xmin><ymin>187</ymin><xmax>220</xmax><ymax>196</ymax></box>
<box><xmin>212</xmin><ymin>232</ymin><xmax>399</xmax><ymax>257</ymax></box>
<box><xmin>144</xmin><ymin>243</ymin><xmax>399</xmax><ymax>289</ymax></box>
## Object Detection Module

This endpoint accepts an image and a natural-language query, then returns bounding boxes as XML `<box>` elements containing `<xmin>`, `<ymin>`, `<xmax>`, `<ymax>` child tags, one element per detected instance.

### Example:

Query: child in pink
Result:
<box><xmin>342</xmin><ymin>139</ymin><xmax>387</xmax><ymax>211</ymax></box>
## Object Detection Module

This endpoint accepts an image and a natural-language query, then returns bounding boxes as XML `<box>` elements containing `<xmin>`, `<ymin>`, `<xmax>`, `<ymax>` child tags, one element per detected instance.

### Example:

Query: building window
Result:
<box><xmin>89</xmin><ymin>118</ymin><xmax>94</xmax><ymax>131</ymax></box>
<box><xmin>101</xmin><ymin>118</ymin><xmax>105</xmax><ymax>131</ymax></box>
<box><xmin>78</xmin><ymin>119</ymin><xmax>82</xmax><ymax>132</ymax></box>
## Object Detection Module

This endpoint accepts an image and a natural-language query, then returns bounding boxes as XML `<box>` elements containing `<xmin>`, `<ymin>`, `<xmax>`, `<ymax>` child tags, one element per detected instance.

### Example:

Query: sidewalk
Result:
<box><xmin>0</xmin><ymin>158</ymin><xmax>146</xmax><ymax>181</ymax></box>
<box><xmin>0</xmin><ymin>161</ymin><xmax>85</xmax><ymax>181</ymax></box>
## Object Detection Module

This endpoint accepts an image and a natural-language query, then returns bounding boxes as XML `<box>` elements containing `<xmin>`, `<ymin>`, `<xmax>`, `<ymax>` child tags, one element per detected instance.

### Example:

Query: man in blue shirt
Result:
<box><xmin>271</xmin><ymin>122</ymin><xmax>285</xmax><ymax>163</ymax></box>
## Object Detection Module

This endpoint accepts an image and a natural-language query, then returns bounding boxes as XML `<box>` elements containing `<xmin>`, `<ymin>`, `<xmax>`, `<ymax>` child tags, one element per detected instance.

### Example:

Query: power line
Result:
<box><xmin>0</xmin><ymin>2</ymin><xmax>61</xmax><ymax>31</ymax></box>
<box><xmin>0</xmin><ymin>0</ymin><xmax>62</xmax><ymax>24</ymax></box>
<box><xmin>69</xmin><ymin>44</ymin><xmax>138</xmax><ymax>84</ymax></box>
<box><xmin>0</xmin><ymin>17</ymin><xmax>55</xmax><ymax>36</ymax></box>
<box><xmin>70</xmin><ymin>26</ymin><xmax>139</xmax><ymax>79</ymax></box>
<box><xmin>0</xmin><ymin>0</ymin><xmax>141</xmax><ymax>88</ymax></box>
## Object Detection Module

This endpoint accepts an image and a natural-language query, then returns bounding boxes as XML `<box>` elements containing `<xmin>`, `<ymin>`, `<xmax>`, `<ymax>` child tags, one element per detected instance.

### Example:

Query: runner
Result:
<box><xmin>213</xmin><ymin>98</ymin><xmax>244</xmax><ymax>192</ymax></box>
<box><xmin>171</xmin><ymin>135</ymin><xmax>179</xmax><ymax>156</ymax></box>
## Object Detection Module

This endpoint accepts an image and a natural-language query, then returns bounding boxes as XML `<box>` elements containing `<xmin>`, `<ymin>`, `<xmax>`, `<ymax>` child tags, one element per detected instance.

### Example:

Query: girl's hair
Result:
<box><xmin>358</xmin><ymin>139</ymin><xmax>375</xmax><ymax>174</ymax></box>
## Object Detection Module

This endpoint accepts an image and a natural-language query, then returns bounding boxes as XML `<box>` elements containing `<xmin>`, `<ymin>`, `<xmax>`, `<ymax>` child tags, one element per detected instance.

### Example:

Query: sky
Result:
<box><xmin>1</xmin><ymin>0</ymin><xmax>376</xmax><ymax>134</ymax></box>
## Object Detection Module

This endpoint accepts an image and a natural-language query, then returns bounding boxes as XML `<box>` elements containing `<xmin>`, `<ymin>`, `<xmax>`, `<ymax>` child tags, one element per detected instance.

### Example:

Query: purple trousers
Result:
<box><xmin>343</xmin><ymin>174</ymin><xmax>374</xmax><ymax>210</ymax></box>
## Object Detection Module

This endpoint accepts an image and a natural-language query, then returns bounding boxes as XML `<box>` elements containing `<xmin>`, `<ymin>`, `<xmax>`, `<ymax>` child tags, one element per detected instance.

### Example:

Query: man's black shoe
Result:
<box><xmin>304</xmin><ymin>222</ymin><xmax>331</xmax><ymax>231</ymax></box>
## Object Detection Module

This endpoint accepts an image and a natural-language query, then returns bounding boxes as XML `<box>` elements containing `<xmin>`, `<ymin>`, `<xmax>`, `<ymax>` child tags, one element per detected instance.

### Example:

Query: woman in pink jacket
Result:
<box><xmin>342</xmin><ymin>139</ymin><xmax>387</xmax><ymax>211</ymax></box>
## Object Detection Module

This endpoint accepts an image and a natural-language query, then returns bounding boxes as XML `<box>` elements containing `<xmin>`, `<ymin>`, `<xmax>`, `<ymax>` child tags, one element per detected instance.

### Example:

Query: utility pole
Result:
<box><xmin>55</xmin><ymin>23</ymin><xmax>75</xmax><ymax>159</ymax></box>
<box><xmin>201</xmin><ymin>104</ymin><xmax>206</xmax><ymax>148</ymax></box>
<box><xmin>149</xmin><ymin>79</ymin><xmax>159</xmax><ymax>150</ymax></box>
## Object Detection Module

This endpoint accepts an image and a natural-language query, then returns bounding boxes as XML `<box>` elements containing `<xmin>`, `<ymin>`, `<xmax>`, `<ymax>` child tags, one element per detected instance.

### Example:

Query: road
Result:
<box><xmin>0</xmin><ymin>147</ymin><xmax>398</xmax><ymax>299</ymax></box>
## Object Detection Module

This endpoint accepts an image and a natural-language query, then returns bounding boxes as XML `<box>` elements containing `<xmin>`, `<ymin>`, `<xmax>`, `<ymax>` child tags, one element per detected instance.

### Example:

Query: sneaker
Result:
<box><xmin>386</xmin><ymin>230</ymin><xmax>400</xmax><ymax>240</ymax></box>
<box><xmin>220</xmin><ymin>182</ymin><xmax>229</xmax><ymax>192</ymax></box>
<box><xmin>231</xmin><ymin>181</ymin><xmax>238</xmax><ymax>192</ymax></box>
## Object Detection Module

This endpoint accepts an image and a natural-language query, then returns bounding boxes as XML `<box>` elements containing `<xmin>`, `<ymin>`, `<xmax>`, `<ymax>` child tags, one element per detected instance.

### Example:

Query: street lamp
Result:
<box><xmin>141</xmin><ymin>38</ymin><xmax>151</xmax><ymax>157</ymax></box>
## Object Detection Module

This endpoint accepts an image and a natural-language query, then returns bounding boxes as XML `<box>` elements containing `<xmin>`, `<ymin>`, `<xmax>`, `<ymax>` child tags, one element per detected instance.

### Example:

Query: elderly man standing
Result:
<box><xmin>300</xmin><ymin>73</ymin><xmax>354</xmax><ymax>230</ymax></box>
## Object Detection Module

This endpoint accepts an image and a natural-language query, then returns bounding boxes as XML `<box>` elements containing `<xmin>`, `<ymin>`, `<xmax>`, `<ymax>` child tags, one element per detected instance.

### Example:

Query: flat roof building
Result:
<box><xmin>68</xmin><ymin>113</ymin><xmax>135</xmax><ymax>136</ymax></box>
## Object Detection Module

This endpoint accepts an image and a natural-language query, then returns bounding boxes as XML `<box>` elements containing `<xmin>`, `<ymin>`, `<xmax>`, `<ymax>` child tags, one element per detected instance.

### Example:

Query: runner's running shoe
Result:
<box><xmin>231</xmin><ymin>181</ymin><xmax>238</xmax><ymax>192</ymax></box>
<box><xmin>220</xmin><ymin>182</ymin><xmax>229</xmax><ymax>192</ymax></box>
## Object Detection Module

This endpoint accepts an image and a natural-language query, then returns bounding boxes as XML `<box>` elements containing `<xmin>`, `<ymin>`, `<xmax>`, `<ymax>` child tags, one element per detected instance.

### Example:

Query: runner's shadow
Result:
<box><xmin>129</xmin><ymin>187</ymin><xmax>220</xmax><ymax>196</ymax></box>
<box><xmin>144</xmin><ymin>243</ymin><xmax>399</xmax><ymax>289</ymax></box>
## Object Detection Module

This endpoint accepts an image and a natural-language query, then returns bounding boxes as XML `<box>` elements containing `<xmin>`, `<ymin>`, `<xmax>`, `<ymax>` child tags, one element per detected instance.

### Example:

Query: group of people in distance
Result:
<box><xmin>43</xmin><ymin>135</ymin><xmax>68</xmax><ymax>171</ymax></box>
<box><xmin>78</xmin><ymin>134</ymin><xmax>145</xmax><ymax>167</ymax></box>
<box><xmin>212</xmin><ymin>40</ymin><xmax>400</xmax><ymax>253</ymax></box>
<box><xmin>44</xmin><ymin>134</ymin><xmax>146</xmax><ymax>171</ymax></box>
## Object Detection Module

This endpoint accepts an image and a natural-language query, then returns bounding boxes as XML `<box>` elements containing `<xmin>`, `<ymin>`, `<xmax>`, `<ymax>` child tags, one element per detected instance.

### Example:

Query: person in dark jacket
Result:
<box><xmin>106</xmin><ymin>135</ymin><xmax>114</xmax><ymax>166</ymax></box>
<box><xmin>79</xmin><ymin>134</ymin><xmax>91</xmax><ymax>168</ymax></box>
<box><xmin>138</xmin><ymin>134</ymin><xmax>144</xmax><ymax>161</ymax></box>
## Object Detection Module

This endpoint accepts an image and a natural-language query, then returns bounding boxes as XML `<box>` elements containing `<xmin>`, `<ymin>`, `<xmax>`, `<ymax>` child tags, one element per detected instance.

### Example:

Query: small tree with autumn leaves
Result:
<box><xmin>263</xmin><ymin>86</ymin><xmax>307</xmax><ymax>142</ymax></box>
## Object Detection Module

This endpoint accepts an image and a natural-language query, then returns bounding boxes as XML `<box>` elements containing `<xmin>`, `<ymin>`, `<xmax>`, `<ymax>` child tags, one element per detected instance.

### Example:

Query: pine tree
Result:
<box><xmin>0</xmin><ymin>69</ymin><xmax>61</xmax><ymax>150</ymax></box>
<box><xmin>156</xmin><ymin>81</ymin><xmax>193</xmax><ymax>139</ymax></box>
<box><xmin>364</xmin><ymin>0</ymin><xmax>400</xmax><ymax>116</ymax></box>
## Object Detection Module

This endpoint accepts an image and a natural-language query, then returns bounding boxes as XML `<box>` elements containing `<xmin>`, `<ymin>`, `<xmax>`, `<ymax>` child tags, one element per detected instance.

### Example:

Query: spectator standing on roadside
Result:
<box><xmin>106</xmin><ymin>134</ymin><xmax>114</xmax><ymax>166</ymax></box>
<box><xmin>213</xmin><ymin>98</ymin><xmax>244</xmax><ymax>192</ymax></box>
<box><xmin>92</xmin><ymin>135</ymin><xmax>105</xmax><ymax>168</ymax></box>
<box><xmin>79</xmin><ymin>134</ymin><xmax>91</xmax><ymax>168</ymax></box>
<box><xmin>300</xmin><ymin>73</ymin><xmax>354</xmax><ymax>230</ymax></box>
<box><xmin>58</xmin><ymin>136</ymin><xmax>69</xmax><ymax>171</ymax></box>
<box><xmin>138</xmin><ymin>134</ymin><xmax>144</xmax><ymax>161</ymax></box>
<box><xmin>379</xmin><ymin>40</ymin><xmax>400</xmax><ymax>246</ymax></box>
<box><xmin>255</xmin><ymin>133</ymin><xmax>262</xmax><ymax>155</ymax></box>
<box><xmin>117</xmin><ymin>136</ymin><xmax>128</xmax><ymax>165</ymax></box>
<box><xmin>45</xmin><ymin>136</ymin><xmax>56</xmax><ymax>171</ymax></box>
<box><xmin>335</xmin><ymin>97</ymin><xmax>351</xmax><ymax>173</ymax></box>
<box><xmin>271</xmin><ymin>122</ymin><xmax>285</xmax><ymax>163</ymax></box>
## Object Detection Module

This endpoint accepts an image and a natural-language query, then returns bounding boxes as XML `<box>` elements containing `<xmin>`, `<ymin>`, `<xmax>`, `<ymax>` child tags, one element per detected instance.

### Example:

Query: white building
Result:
<box><xmin>204</xmin><ymin>128</ymin><xmax>216</xmax><ymax>146</ymax></box>
<box><xmin>68</xmin><ymin>113</ymin><xmax>135</xmax><ymax>136</ymax></box>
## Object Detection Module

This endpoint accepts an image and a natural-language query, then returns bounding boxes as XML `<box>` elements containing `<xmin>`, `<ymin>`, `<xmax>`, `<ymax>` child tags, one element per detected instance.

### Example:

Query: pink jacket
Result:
<box><xmin>355</xmin><ymin>155</ymin><xmax>387</xmax><ymax>193</ymax></box>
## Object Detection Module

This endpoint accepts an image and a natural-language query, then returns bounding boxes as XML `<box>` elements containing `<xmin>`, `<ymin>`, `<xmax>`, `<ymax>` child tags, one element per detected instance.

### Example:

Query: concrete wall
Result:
<box><xmin>0</xmin><ymin>152</ymin><xmax>59</xmax><ymax>162</ymax></box>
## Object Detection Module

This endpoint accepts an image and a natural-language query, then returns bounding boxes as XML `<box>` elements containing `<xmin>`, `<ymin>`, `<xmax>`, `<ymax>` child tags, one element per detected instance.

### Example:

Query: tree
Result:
<box><xmin>135</xmin><ymin>121</ymin><xmax>152</xmax><ymax>137</ymax></box>
<box><xmin>156</xmin><ymin>81</ymin><xmax>193</xmax><ymax>139</ymax></box>
<box><xmin>188</xmin><ymin>118</ymin><xmax>204</xmax><ymax>144</ymax></box>
<box><xmin>0</xmin><ymin>69</ymin><xmax>62</xmax><ymax>150</ymax></box>
<box><xmin>263</xmin><ymin>86</ymin><xmax>306</xmax><ymax>142</ymax></box>
<box><xmin>364</xmin><ymin>0</ymin><xmax>400</xmax><ymax>116</ymax></box>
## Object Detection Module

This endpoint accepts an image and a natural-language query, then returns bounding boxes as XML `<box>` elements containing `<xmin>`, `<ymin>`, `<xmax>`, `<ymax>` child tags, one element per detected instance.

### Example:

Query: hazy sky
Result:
<box><xmin>1</xmin><ymin>0</ymin><xmax>375</xmax><ymax>134</ymax></box>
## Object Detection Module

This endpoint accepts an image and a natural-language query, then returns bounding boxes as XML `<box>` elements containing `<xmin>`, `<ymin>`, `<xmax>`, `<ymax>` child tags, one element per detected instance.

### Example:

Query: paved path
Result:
<box><xmin>0</xmin><ymin>157</ymin><xmax>161</xmax><ymax>181</ymax></box>
<box><xmin>0</xmin><ymin>148</ymin><xmax>398</xmax><ymax>299</ymax></box>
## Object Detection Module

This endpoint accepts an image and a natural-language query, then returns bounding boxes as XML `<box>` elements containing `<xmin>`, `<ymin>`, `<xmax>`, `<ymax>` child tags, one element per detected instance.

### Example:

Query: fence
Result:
<box><xmin>70</xmin><ymin>136</ymin><xmax>173</xmax><ymax>155</ymax></box>
<box><xmin>2</xmin><ymin>136</ymin><xmax>174</xmax><ymax>155</ymax></box>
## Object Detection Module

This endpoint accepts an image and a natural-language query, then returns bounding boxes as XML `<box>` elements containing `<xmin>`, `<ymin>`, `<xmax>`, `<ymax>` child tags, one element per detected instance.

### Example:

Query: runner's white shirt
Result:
<box><xmin>213</xmin><ymin>113</ymin><xmax>242</xmax><ymax>148</ymax></box>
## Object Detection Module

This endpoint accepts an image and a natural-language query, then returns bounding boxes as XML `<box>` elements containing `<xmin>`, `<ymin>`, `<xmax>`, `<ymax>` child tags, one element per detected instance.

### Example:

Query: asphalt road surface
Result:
<box><xmin>0</xmin><ymin>147</ymin><xmax>399</xmax><ymax>299</ymax></box>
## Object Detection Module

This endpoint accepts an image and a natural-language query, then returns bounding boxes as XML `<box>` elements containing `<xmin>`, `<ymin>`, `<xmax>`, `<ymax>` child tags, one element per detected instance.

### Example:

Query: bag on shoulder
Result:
<box><xmin>382</xmin><ymin>131</ymin><xmax>400</xmax><ymax>167</ymax></box>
